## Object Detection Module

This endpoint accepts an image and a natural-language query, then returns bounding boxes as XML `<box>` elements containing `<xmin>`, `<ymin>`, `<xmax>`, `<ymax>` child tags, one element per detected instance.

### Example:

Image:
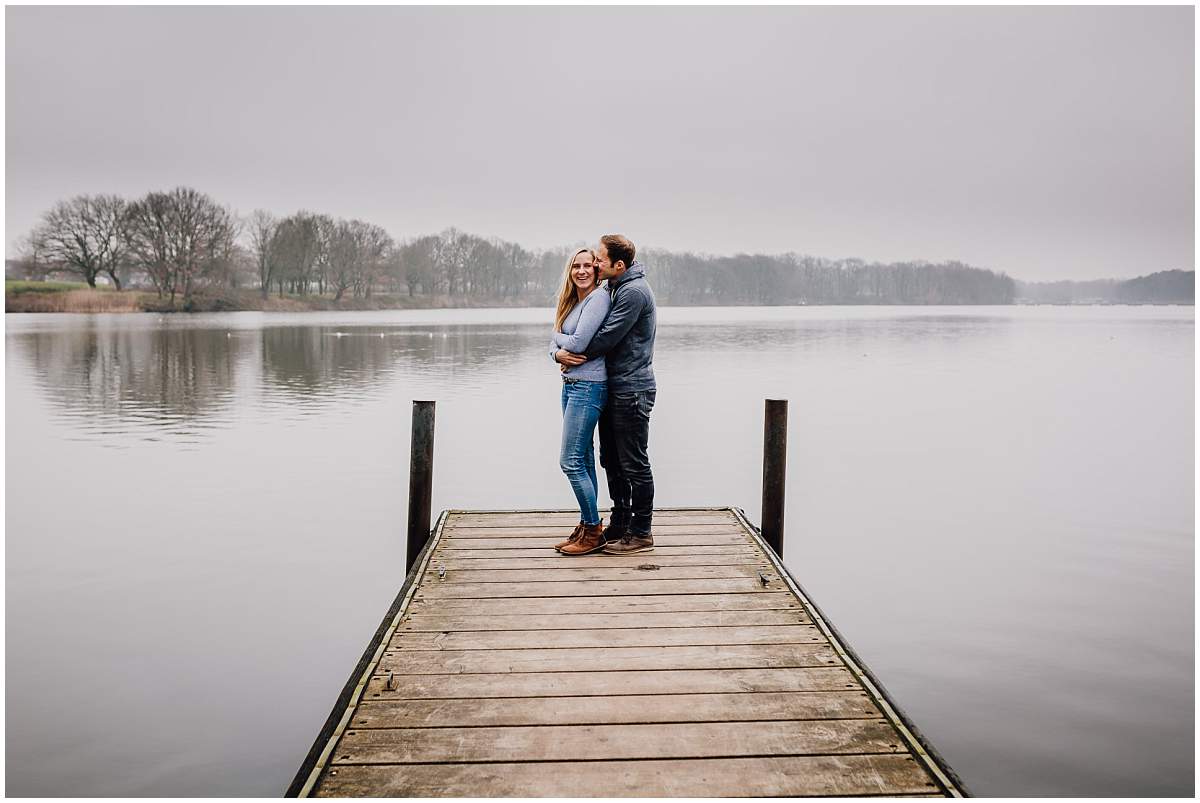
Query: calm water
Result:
<box><xmin>5</xmin><ymin>306</ymin><xmax>1194</xmax><ymax>796</ymax></box>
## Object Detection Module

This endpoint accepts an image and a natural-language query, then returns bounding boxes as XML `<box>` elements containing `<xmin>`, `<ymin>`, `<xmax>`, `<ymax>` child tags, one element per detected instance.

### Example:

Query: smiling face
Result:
<box><xmin>570</xmin><ymin>251</ymin><xmax>597</xmax><ymax>291</ymax></box>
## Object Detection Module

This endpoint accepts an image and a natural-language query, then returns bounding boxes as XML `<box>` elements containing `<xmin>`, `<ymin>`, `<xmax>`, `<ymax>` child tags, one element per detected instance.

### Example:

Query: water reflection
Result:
<box><xmin>659</xmin><ymin>315</ymin><xmax>1010</xmax><ymax>357</ymax></box>
<box><xmin>260</xmin><ymin>327</ymin><xmax>395</xmax><ymax>399</ymax></box>
<box><xmin>2</xmin><ymin>309</ymin><xmax>1166</xmax><ymax>445</ymax></box>
<box><xmin>9</xmin><ymin>321</ymin><xmax>559</xmax><ymax>442</ymax></box>
<box><xmin>13</xmin><ymin>323</ymin><xmax>248</xmax><ymax>438</ymax></box>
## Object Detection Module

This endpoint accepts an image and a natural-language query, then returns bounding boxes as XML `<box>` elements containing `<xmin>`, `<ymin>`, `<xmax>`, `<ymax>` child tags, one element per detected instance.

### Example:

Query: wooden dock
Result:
<box><xmin>290</xmin><ymin>507</ymin><xmax>965</xmax><ymax>797</ymax></box>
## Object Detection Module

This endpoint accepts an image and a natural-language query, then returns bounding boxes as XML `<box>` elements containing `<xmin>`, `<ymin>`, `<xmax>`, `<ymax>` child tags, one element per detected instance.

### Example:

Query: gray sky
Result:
<box><xmin>5</xmin><ymin>6</ymin><xmax>1193</xmax><ymax>280</ymax></box>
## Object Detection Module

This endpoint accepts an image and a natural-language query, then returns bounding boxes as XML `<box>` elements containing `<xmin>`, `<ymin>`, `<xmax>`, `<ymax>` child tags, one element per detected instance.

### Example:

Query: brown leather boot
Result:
<box><xmin>603</xmin><ymin>532</ymin><xmax>654</xmax><ymax>555</ymax></box>
<box><xmin>554</xmin><ymin>522</ymin><xmax>584</xmax><ymax>552</ymax></box>
<box><xmin>559</xmin><ymin>523</ymin><xmax>606</xmax><ymax>555</ymax></box>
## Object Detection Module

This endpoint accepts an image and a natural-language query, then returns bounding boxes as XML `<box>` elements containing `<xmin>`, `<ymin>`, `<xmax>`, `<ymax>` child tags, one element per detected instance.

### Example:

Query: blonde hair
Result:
<box><xmin>554</xmin><ymin>248</ymin><xmax>598</xmax><ymax>332</ymax></box>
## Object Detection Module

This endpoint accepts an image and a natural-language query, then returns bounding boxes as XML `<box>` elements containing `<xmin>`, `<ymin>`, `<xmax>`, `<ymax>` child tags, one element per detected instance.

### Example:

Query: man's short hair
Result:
<box><xmin>601</xmin><ymin>234</ymin><xmax>636</xmax><ymax>268</ymax></box>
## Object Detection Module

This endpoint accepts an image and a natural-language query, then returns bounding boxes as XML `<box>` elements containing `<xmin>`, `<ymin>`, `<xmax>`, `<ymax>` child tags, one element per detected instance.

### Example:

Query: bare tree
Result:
<box><xmin>30</xmin><ymin>194</ymin><xmax>129</xmax><ymax>289</ymax></box>
<box><xmin>398</xmin><ymin>235</ymin><xmax>437</xmax><ymax>297</ymax></box>
<box><xmin>271</xmin><ymin>212</ymin><xmax>323</xmax><ymax>297</ymax></box>
<box><xmin>7</xmin><ymin>232</ymin><xmax>50</xmax><ymax>281</ymax></box>
<box><xmin>326</xmin><ymin>219</ymin><xmax>357</xmax><ymax>301</ymax></box>
<box><xmin>246</xmin><ymin>210</ymin><xmax>280</xmax><ymax>299</ymax></box>
<box><xmin>312</xmin><ymin>214</ymin><xmax>336</xmax><ymax>296</ymax></box>
<box><xmin>351</xmin><ymin>221</ymin><xmax>392</xmax><ymax>299</ymax></box>
<box><xmin>324</xmin><ymin>219</ymin><xmax>395</xmax><ymax>301</ymax></box>
<box><xmin>124</xmin><ymin>187</ymin><xmax>238</xmax><ymax>306</ymax></box>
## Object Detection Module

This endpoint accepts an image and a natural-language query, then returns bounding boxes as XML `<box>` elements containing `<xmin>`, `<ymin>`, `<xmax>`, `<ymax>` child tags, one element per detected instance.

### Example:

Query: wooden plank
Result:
<box><xmin>433</xmin><ymin>544</ymin><xmax>759</xmax><ymax>560</ymax></box>
<box><xmin>330</xmin><ymin>719</ymin><xmax>906</xmax><ymax>764</ymax></box>
<box><xmin>405</xmin><ymin>592</ymin><xmax>800</xmax><ymax>616</ymax></box>
<box><xmin>445</xmin><ymin>521</ymin><xmax>741</xmax><ymax>531</ymax></box>
<box><xmin>446</xmin><ymin>509</ymin><xmax>727</xmax><ymax>518</ymax></box>
<box><xmin>435</xmin><ymin>532</ymin><xmax>751</xmax><ymax>549</ymax></box>
<box><xmin>391</xmin><ymin>624</ymin><xmax>821</xmax><ymax>651</ymax></box>
<box><xmin>350</xmin><ymin>690</ymin><xmax>880</xmax><ymax>728</ymax></box>
<box><xmin>446</xmin><ymin>521</ymin><xmax>740</xmax><ymax>532</ymax></box>
<box><xmin>314</xmin><ymin>754</ymin><xmax>942</xmax><ymax>797</ymax></box>
<box><xmin>297</xmin><ymin>507</ymin><xmax>960</xmax><ymax>800</ymax></box>
<box><xmin>377</xmin><ymin>643</ymin><xmax>839</xmax><ymax>674</ymax></box>
<box><xmin>447</xmin><ymin>511</ymin><xmax>736</xmax><ymax>526</ymax></box>
<box><xmin>435</xmin><ymin>564</ymin><xmax>777</xmax><ymax>584</ymax></box>
<box><xmin>416</xmin><ymin>577</ymin><xmax>781</xmax><ymax>598</ymax></box>
<box><xmin>398</xmin><ymin>608</ymin><xmax>811</xmax><ymax>631</ymax></box>
<box><xmin>360</xmin><ymin>666</ymin><xmax>860</xmax><ymax>700</ymax></box>
<box><xmin>445</xmin><ymin>524</ymin><xmax>747</xmax><ymax>537</ymax></box>
<box><xmin>435</xmin><ymin>552</ymin><xmax>763</xmax><ymax>569</ymax></box>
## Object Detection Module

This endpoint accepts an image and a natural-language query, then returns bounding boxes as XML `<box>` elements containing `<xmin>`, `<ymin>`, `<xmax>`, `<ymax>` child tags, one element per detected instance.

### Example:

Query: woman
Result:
<box><xmin>549</xmin><ymin>247</ymin><xmax>612</xmax><ymax>555</ymax></box>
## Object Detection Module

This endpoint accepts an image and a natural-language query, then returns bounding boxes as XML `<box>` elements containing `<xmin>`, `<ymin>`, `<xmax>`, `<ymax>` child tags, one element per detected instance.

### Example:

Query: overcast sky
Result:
<box><xmin>5</xmin><ymin>6</ymin><xmax>1193</xmax><ymax>281</ymax></box>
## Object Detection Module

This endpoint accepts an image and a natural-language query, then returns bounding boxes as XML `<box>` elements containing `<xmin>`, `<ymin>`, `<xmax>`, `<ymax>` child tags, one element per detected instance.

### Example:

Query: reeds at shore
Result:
<box><xmin>4</xmin><ymin>282</ymin><xmax>546</xmax><ymax>313</ymax></box>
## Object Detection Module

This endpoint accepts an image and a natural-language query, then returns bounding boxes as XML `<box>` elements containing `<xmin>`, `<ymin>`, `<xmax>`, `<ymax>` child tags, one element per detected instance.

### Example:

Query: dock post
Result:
<box><xmin>406</xmin><ymin>400</ymin><xmax>436</xmax><ymax>573</ymax></box>
<box><xmin>761</xmin><ymin>398</ymin><xmax>788</xmax><ymax>557</ymax></box>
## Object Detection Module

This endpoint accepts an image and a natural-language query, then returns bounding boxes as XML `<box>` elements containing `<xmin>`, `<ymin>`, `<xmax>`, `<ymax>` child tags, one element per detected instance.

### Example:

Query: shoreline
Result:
<box><xmin>6</xmin><ymin>288</ymin><xmax>1193</xmax><ymax>314</ymax></box>
<box><xmin>4</xmin><ymin>288</ymin><xmax>551</xmax><ymax>314</ymax></box>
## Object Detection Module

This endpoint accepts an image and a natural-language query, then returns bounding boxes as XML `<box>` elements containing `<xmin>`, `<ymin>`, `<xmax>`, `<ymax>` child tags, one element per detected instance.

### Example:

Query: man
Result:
<box><xmin>556</xmin><ymin>233</ymin><xmax>657</xmax><ymax>555</ymax></box>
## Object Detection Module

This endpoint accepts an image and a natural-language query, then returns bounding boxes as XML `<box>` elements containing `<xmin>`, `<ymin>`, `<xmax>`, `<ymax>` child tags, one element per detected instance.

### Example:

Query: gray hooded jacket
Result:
<box><xmin>581</xmin><ymin>260</ymin><xmax>657</xmax><ymax>393</ymax></box>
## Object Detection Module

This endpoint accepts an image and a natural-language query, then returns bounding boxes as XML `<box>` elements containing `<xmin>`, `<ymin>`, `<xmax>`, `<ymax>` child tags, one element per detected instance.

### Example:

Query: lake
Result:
<box><xmin>4</xmin><ymin>305</ymin><xmax>1194</xmax><ymax>796</ymax></box>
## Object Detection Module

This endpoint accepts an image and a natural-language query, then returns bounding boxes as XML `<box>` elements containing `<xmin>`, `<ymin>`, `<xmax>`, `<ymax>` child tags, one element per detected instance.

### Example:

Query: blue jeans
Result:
<box><xmin>560</xmin><ymin>379</ymin><xmax>607</xmax><ymax>526</ymax></box>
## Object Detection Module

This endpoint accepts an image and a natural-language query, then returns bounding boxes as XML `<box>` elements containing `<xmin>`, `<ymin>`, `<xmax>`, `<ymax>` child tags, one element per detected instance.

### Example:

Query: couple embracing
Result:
<box><xmin>549</xmin><ymin>234</ymin><xmax>657</xmax><ymax>556</ymax></box>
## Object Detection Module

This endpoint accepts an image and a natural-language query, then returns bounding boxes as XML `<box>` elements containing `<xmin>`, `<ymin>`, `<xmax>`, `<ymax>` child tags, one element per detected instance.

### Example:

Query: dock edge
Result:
<box><xmin>285</xmin><ymin>509</ymin><xmax>450</xmax><ymax>797</ymax></box>
<box><xmin>730</xmin><ymin>505</ymin><xmax>971</xmax><ymax>797</ymax></box>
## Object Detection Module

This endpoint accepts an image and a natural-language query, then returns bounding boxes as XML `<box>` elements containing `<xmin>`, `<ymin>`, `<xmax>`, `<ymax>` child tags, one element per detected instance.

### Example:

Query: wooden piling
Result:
<box><xmin>761</xmin><ymin>399</ymin><xmax>788</xmax><ymax>557</ymax></box>
<box><xmin>405</xmin><ymin>401</ymin><xmax>436</xmax><ymax>573</ymax></box>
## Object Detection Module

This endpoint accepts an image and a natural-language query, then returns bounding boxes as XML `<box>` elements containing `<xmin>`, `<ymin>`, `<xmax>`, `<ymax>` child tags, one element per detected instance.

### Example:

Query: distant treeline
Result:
<box><xmin>648</xmin><ymin>251</ymin><xmax>1015</xmax><ymax>305</ymax></box>
<box><xmin>7</xmin><ymin>185</ymin><xmax>1185</xmax><ymax>309</ymax></box>
<box><xmin>1016</xmin><ymin>270</ymin><xmax>1195</xmax><ymax>305</ymax></box>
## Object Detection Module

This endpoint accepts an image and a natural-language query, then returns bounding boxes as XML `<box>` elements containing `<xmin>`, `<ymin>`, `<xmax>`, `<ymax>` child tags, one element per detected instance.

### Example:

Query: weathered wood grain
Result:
<box><xmin>314</xmin><ymin>754</ymin><xmax>942</xmax><ymax>797</ymax></box>
<box><xmin>397</xmin><ymin>608</ymin><xmax>810</xmax><ymax>631</ymax></box>
<box><xmin>417</xmin><ymin>577</ymin><xmax>783</xmax><ymax>598</ymax></box>
<box><xmin>376</xmin><ymin>643</ymin><xmax>839</xmax><ymax>674</ymax></box>
<box><xmin>404</xmin><ymin>592</ymin><xmax>800</xmax><ymax>616</ymax></box>
<box><xmin>391</xmin><ymin>624</ymin><xmax>821</xmax><ymax>651</ymax></box>
<box><xmin>331</xmin><ymin>719</ymin><xmax>906</xmax><ymax>764</ymax></box>
<box><xmin>448</xmin><ymin>512</ymin><xmax>736</xmax><ymax>527</ymax></box>
<box><xmin>434</xmin><ymin>564</ymin><xmax>777</xmax><ymax>584</ymax></box>
<box><xmin>360</xmin><ymin>666</ymin><xmax>861</xmax><ymax>700</ymax></box>
<box><xmin>349</xmin><ymin>690</ymin><xmax>880</xmax><ymax>728</ymax></box>
<box><xmin>445</xmin><ymin>523</ymin><xmax>746</xmax><ymax>537</ymax></box>
<box><xmin>436</xmin><ymin>532</ymin><xmax>751</xmax><ymax>549</ymax></box>
<box><xmin>434</xmin><ymin>544</ymin><xmax>760</xmax><ymax>560</ymax></box>
<box><xmin>435</xmin><ymin>552</ymin><xmax>763</xmax><ymax>569</ymax></box>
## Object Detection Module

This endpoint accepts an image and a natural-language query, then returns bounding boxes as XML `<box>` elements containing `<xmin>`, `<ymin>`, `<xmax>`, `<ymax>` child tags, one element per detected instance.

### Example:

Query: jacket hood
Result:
<box><xmin>608</xmin><ymin>260</ymin><xmax>645</xmax><ymax>289</ymax></box>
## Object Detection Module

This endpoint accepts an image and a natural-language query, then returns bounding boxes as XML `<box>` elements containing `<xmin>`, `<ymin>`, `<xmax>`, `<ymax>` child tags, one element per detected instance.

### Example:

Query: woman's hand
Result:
<box><xmin>555</xmin><ymin>350</ymin><xmax>588</xmax><ymax>367</ymax></box>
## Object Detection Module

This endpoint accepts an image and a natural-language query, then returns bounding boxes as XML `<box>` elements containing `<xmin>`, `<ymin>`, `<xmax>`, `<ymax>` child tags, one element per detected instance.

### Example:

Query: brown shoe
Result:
<box><xmin>554</xmin><ymin>522</ymin><xmax>584</xmax><ymax>552</ymax></box>
<box><xmin>603</xmin><ymin>532</ymin><xmax>654</xmax><ymax>554</ymax></box>
<box><xmin>559</xmin><ymin>523</ymin><xmax>606</xmax><ymax>555</ymax></box>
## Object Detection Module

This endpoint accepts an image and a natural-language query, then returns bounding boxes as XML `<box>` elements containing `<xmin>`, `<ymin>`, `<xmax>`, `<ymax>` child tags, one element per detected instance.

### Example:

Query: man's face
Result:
<box><xmin>595</xmin><ymin>243</ymin><xmax>624</xmax><ymax>280</ymax></box>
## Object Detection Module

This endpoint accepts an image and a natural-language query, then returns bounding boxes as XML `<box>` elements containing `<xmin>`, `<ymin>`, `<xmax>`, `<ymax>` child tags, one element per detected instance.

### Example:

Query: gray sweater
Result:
<box><xmin>549</xmin><ymin>288</ymin><xmax>610</xmax><ymax>382</ymax></box>
<box><xmin>581</xmin><ymin>261</ymin><xmax>657</xmax><ymax>393</ymax></box>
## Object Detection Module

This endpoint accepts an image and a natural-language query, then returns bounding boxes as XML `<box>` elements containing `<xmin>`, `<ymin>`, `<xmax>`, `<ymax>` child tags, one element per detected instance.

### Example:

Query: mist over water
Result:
<box><xmin>5</xmin><ymin>306</ymin><xmax>1194</xmax><ymax>796</ymax></box>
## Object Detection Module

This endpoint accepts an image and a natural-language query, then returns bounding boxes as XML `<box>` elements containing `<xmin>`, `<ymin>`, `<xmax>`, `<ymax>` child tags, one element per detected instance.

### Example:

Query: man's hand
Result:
<box><xmin>555</xmin><ymin>349</ymin><xmax>588</xmax><ymax>367</ymax></box>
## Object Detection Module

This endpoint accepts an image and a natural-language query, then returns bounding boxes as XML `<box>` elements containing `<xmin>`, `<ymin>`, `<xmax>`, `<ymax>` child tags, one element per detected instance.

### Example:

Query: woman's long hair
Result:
<box><xmin>554</xmin><ymin>248</ymin><xmax>598</xmax><ymax>333</ymax></box>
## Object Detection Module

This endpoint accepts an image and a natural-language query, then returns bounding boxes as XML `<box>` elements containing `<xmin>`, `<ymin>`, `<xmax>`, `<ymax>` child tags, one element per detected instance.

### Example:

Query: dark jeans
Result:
<box><xmin>598</xmin><ymin>389</ymin><xmax>656</xmax><ymax>535</ymax></box>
